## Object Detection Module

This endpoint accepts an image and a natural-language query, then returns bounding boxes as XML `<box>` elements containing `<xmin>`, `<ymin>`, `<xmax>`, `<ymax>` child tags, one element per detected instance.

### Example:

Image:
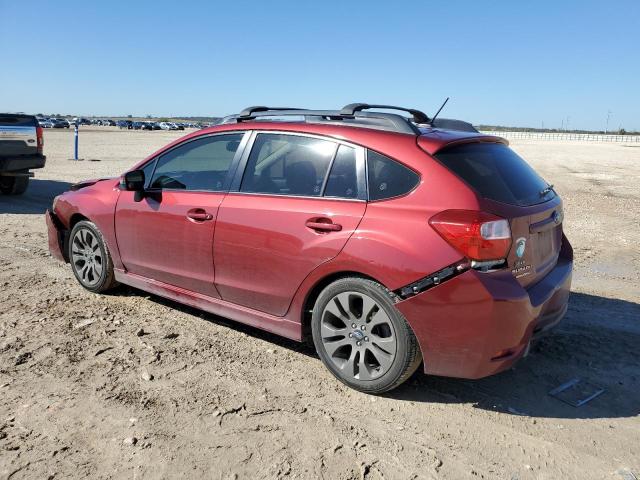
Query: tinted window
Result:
<box><xmin>0</xmin><ymin>115</ymin><xmax>36</xmax><ymax>126</ymax></box>
<box><xmin>150</xmin><ymin>134</ymin><xmax>242</xmax><ymax>191</ymax></box>
<box><xmin>367</xmin><ymin>150</ymin><xmax>419</xmax><ymax>200</ymax></box>
<box><xmin>240</xmin><ymin>134</ymin><xmax>336</xmax><ymax>197</ymax></box>
<box><xmin>324</xmin><ymin>145</ymin><xmax>358</xmax><ymax>198</ymax></box>
<box><xmin>140</xmin><ymin>159</ymin><xmax>157</xmax><ymax>188</ymax></box>
<box><xmin>435</xmin><ymin>143</ymin><xmax>555</xmax><ymax>206</ymax></box>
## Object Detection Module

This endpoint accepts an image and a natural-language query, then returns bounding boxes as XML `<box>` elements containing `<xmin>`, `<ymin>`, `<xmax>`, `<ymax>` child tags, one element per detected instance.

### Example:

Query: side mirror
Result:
<box><xmin>122</xmin><ymin>170</ymin><xmax>145</xmax><ymax>202</ymax></box>
<box><xmin>123</xmin><ymin>170</ymin><xmax>145</xmax><ymax>191</ymax></box>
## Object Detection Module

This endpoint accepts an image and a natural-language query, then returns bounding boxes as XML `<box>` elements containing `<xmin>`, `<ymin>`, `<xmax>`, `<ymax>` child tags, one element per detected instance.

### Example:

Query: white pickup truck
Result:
<box><xmin>0</xmin><ymin>114</ymin><xmax>46</xmax><ymax>195</ymax></box>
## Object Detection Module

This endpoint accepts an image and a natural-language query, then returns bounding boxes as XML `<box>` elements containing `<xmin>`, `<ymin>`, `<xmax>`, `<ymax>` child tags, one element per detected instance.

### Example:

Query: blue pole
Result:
<box><xmin>74</xmin><ymin>121</ymin><xmax>79</xmax><ymax>160</ymax></box>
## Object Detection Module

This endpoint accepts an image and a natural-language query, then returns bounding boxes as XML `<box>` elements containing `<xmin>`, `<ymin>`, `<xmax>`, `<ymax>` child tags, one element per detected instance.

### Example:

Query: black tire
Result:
<box><xmin>311</xmin><ymin>277</ymin><xmax>422</xmax><ymax>394</ymax></box>
<box><xmin>0</xmin><ymin>175</ymin><xmax>29</xmax><ymax>195</ymax></box>
<box><xmin>68</xmin><ymin>220</ymin><xmax>119</xmax><ymax>293</ymax></box>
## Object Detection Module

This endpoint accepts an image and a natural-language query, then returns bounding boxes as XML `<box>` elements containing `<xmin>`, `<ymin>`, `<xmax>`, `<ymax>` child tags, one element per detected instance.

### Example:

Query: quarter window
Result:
<box><xmin>150</xmin><ymin>134</ymin><xmax>243</xmax><ymax>191</ymax></box>
<box><xmin>367</xmin><ymin>150</ymin><xmax>419</xmax><ymax>200</ymax></box>
<box><xmin>240</xmin><ymin>134</ymin><xmax>337</xmax><ymax>197</ymax></box>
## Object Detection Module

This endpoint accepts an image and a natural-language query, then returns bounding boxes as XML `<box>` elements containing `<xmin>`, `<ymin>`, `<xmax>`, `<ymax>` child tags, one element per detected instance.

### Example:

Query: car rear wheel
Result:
<box><xmin>0</xmin><ymin>175</ymin><xmax>29</xmax><ymax>195</ymax></box>
<box><xmin>69</xmin><ymin>220</ymin><xmax>118</xmax><ymax>293</ymax></box>
<box><xmin>312</xmin><ymin>277</ymin><xmax>422</xmax><ymax>394</ymax></box>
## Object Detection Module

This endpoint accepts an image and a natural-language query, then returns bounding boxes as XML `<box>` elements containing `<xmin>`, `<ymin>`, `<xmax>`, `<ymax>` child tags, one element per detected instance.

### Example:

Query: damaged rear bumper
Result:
<box><xmin>396</xmin><ymin>237</ymin><xmax>573</xmax><ymax>379</ymax></box>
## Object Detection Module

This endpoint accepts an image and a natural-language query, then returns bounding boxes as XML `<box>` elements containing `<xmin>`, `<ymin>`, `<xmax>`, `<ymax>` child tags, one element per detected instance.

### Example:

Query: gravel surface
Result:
<box><xmin>1</xmin><ymin>127</ymin><xmax>638</xmax><ymax>479</ymax></box>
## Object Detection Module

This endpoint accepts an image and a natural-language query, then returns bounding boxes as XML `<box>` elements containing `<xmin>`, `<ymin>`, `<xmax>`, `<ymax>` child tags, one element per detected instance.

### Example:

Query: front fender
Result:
<box><xmin>53</xmin><ymin>179</ymin><xmax>122</xmax><ymax>269</ymax></box>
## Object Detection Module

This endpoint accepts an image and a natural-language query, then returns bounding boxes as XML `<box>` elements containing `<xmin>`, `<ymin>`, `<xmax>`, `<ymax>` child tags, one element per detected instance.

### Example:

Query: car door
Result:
<box><xmin>115</xmin><ymin>132</ymin><xmax>247</xmax><ymax>297</ymax></box>
<box><xmin>213</xmin><ymin>132</ymin><xmax>367</xmax><ymax>316</ymax></box>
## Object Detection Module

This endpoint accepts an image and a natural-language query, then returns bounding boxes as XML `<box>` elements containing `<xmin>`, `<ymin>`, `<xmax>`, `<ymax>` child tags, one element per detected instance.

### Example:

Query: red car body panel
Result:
<box><xmin>115</xmin><ymin>189</ymin><xmax>225</xmax><ymax>298</ymax></box>
<box><xmin>46</xmin><ymin>119</ymin><xmax>573</xmax><ymax>379</ymax></box>
<box><xmin>52</xmin><ymin>178</ymin><xmax>123</xmax><ymax>268</ymax></box>
<box><xmin>46</xmin><ymin>210</ymin><xmax>66</xmax><ymax>262</ymax></box>
<box><xmin>213</xmin><ymin>193</ymin><xmax>367</xmax><ymax>316</ymax></box>
<box><xmin>397</xmin><ymin>240</ymin><xmax>572</xmax><ymax>378</ymax></box>
<box><xmin>416</xmin><ymin>131</ymin><xmax>508</xmax><ymax>155</ymax></box>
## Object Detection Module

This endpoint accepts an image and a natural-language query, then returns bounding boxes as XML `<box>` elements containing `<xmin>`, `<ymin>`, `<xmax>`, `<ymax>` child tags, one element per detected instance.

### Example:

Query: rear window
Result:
<box><xmin>0</xmin><ymin>115</ymin><xmax>36</xmax><ymax>127</ymax></box>
<box><xmin>435</xmin><ymin>143</ymin><xmax>555</xmax><ymax>206</ymax></box>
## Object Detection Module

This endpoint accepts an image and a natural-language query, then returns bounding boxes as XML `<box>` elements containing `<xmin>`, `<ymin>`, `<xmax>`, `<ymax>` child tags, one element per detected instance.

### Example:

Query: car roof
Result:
<box><xmin>132</xmin><ymin>120</ymin><xmax>501</xmax><ymax>174</ymax></box>
<box><xmin>210</xmin><ymin>120</ymin><xmax>502</xmax><ymax>150</ymax></box>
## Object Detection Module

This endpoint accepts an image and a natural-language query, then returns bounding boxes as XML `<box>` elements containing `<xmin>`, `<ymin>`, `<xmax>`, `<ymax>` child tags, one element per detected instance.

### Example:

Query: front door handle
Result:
<box><xmin>187</xmin><ymin>208</ymin><xmax>213</xmax><ymax>222</ymax></box>
<box><xmin>305</xmin><ymin>219</ymin><xmax>342</xmax><ymax>232</ymax></box>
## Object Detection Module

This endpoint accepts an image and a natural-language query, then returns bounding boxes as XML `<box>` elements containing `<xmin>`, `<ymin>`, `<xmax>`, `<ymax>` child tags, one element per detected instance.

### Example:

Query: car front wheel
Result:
<box><xmin>312</xmin><ymin>277</ymin><xmax>422</xmax><ymax>394</ymax></box>
<box><xmin>68</xmin><ymin>220</ymin><xmax>118</xmax><ymax>293</ymax></box>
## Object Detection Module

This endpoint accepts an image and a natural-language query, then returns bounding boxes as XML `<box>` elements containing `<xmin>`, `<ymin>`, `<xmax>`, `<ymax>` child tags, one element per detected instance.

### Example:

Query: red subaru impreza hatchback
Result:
<box><xmin>46</xmin><ymin>104</ymin><xmax>572</xmax><ymax>393</ymax></box>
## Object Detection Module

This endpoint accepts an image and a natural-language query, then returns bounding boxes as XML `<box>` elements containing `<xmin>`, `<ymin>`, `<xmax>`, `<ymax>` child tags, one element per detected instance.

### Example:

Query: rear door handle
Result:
<box><xmin>187</xmin><ymin>208</ymin><xmax>213</xmax><ymax>222</ymax></box>
<box><xmin>305</xmin><ymin>219</ymin><xmax>342</xmax><ymax>232</ymax></box>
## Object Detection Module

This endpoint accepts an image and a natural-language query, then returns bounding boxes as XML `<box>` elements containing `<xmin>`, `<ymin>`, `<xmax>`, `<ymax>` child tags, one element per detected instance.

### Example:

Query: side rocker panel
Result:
<box><xmin>114</xmin><ymin>270</ymin><xmax>301</xmax><ymax>341</ymax></box>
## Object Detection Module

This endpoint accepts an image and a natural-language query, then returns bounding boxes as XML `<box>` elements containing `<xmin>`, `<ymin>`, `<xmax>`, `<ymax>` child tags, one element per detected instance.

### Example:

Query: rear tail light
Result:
<box><xmin>36</xmin><ymin>126</ymin><xmax>44</xmax><ymax>154</ymax></box>
<box><xmin>429</xmin><ymin>210</ymin><xmax>512</xmax><ymax>261</ymax></box>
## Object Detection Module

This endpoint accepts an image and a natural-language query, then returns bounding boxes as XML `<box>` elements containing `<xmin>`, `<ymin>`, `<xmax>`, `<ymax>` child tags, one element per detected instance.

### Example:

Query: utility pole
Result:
<box><xmin>605</xmin><ymin>110</ymin><xmax>612</xmax><ymax>134</ymax></box>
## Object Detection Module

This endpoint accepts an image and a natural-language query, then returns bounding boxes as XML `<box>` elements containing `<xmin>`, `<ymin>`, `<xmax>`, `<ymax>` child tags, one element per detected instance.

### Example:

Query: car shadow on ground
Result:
<box><xmin>121</xmin><ymin>287</ymin><xmax>639</xmax><ymax>421</ymax></box>
<box><xmin>0</xmin><ymin>179</ymin><xmax>72</xmax><ymax>214</ymax></box>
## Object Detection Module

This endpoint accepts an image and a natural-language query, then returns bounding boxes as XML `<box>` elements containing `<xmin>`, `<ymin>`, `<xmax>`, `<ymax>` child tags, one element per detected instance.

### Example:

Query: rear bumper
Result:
<box><xmin>396</xmin><ymin>236</ymin><xmax>573</xmax><ymax>379</ymax></box>
<box><xmin>46</xmin><ymin>209</ymin><xmax>67</xmax><ymax>262</ymax></box>
<box><xmin>0</xmin><ymin>154</ymin><xmax>46</xmax><ymax>172</ymax></box>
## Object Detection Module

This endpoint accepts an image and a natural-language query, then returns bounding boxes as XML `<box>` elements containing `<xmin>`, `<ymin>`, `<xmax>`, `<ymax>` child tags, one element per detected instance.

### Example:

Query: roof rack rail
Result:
<box><xmin>238</xmin><ymin>106</ymin><xmax>305</xmax><ymax>118</ymax></box>
<box><xmin>230</xmin><ymin>106</ymin><xmax>422</xmax><ymax>134</ymax></box>
<box><xmin>226</xmin><ymin>103</ymin><xmax>476</xmax><ymax>135</ymax></box>
<box><xmin>340</xmin><ymin>103</ymin><xmax>430</xmax><ymax>124</ymax></box>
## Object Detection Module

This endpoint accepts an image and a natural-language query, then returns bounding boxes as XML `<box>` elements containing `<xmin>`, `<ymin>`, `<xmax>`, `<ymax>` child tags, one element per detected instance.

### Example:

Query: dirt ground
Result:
<box><xmin>1</xmin><ymin>127</ymin><xmax>638</xmax><ymax>480</ymax></box>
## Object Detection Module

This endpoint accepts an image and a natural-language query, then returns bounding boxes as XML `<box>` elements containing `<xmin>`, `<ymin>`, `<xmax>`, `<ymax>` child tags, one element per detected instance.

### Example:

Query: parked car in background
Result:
<box><xmin>158</xmin><ymin>122</ymin><xmax>176</xmax><ymax>130</ymax></box>
<box><xmin>0</xmin><ymin>113</ymin><xmax>46</xmax><ymax>195</ymax></box>
<box><xmin>132</xmin><ymin>122</ymin><xmax>144</xmax><ymax>130</ymax></box>
<box><xmin>51</xmin><ymin>118</ymin><xmax>70</xmax><ymax>128</ymax></box>
<box><xmin>117</xmin><ymin>120</ymin><xmax>133</xmax><ymax>129</ymax></box>
<box><xmin>37</xmin><ymin>118</ymin><xmax>54</xmax><ymax>128</ymax></box>
<box><xmin>46</xmin><ymin>103</ymin><xmax>572</xmax><ymax>394</ymax></box>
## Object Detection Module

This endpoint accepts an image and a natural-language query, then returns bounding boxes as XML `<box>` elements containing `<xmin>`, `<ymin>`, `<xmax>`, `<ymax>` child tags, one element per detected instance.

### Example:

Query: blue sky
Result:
<box><xmin>1</xmin><ymin>0</ymin><xmax>638</xmax><ymax>130</ymax></box>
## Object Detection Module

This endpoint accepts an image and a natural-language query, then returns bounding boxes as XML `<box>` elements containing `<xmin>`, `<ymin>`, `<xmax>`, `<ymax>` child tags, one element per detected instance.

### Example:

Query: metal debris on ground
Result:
<box><xmin>548</xmin><ymin>378</ymin><xmax>605</xmax><ymax>407</ymax></box>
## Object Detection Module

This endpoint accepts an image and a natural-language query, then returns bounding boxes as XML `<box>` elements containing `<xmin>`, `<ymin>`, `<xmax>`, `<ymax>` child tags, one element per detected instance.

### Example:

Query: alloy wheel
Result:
<box><xmin>320</xmin><ymin>291</ymin><xmax>397</xmax><ymax>380</ymax></box>
<box><xmin>71</xmin><ymin>227</ymin><xmax>104</xmax><ymax>287</ymax></box>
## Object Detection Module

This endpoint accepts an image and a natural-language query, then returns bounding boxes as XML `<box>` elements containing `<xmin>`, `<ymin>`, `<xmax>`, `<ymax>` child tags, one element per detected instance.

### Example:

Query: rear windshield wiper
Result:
<box><xmin>540</xmin><ymin>184</ymin><xmax>554</xmax><ymax>197</ymax></box>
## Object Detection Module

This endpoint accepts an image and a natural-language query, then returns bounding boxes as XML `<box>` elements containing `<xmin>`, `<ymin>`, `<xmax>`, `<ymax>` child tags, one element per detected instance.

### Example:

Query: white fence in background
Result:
<box><xmin>479</xmin><ymin>131</ymin><xmax>640</xmax><ymax>143</ymax></box>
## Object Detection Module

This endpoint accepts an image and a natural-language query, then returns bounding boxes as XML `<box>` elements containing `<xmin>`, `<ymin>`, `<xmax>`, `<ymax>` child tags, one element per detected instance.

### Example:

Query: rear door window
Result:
<box><xmin>324</xmin><ymin>145</ymin><xmax>358</xmax><ymax>199</ymax></box>
<box><xmin>435</xmin><ymin>143</ymin><xmax>555</xmax><ymax>206</ymax></box>
<box><xmin>240</xmin><ymin>133</ymin><xmax>337</xmax><ymax>197</ymax></box>
<box><xmin>367</xmin><ymin>150</ymin><xmax>419</xmax><ymax>201</ymax></box>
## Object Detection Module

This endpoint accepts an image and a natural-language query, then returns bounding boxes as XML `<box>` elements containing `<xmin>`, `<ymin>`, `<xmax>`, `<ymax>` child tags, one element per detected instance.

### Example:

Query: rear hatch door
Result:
<box><xmin>431</xmin><ymin>141</ymin><xmax>563</xmax><ymax>288</ymax></box>
<box><xmin>481</xmin><ymin>196</ymin><xmax>563</xmax><ymax>287</ymax></box>
<box><xmin>0</xmin><ymin>114</ymin><xmax>38</xmax><ymax>157</ymax></box>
